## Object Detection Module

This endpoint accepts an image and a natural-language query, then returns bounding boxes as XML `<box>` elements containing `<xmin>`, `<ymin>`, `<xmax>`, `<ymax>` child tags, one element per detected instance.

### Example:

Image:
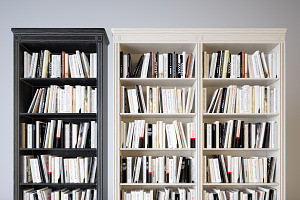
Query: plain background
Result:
<box><xmin>0</xmin><ymin>0</ymin><xmax>299</xmax><ymax>199</ymax></box>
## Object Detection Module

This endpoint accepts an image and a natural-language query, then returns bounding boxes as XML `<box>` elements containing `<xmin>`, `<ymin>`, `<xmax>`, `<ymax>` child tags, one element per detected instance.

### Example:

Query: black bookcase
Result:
<box><xmin>12</xmin><ymin>28</ymin><xmax>109</xmax><ymax>200</ymax></box>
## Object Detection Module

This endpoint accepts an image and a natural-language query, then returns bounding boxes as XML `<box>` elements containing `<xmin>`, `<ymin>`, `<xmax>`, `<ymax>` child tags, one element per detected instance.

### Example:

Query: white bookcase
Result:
<box><xmin>112</xmin><ymin>28</ymin><xmax>286</xmax><ymax>200</ymax></box>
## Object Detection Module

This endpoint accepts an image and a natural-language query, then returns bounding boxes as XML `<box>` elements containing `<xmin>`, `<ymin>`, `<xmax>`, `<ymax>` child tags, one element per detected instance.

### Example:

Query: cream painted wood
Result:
<box><xmin>112</xmin><ymin>28</ymin><xmax>287</xmax><ymax>200</ymax></box>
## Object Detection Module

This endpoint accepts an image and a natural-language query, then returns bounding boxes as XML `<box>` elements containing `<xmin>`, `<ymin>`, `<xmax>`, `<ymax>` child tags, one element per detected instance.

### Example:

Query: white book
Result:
<box><xmin>273</xmin><ymin>53</ymin><xmax>277</xmax><ymax>78</ymax></box>
<box><xmin>158</xmin><ymin>54</ymin><xmax>164</xmax><ymax>78</ymax></box>
<box><xmin>188</xmin><ymin>53</ymin><xmax>195</xmax><ymax>78</ymax></box>
<box><xmin>90</xmin><ymin>157</ymin><xmax>97</xmax><ymax>183</ymax></box>
<box><xmin>176</xmin><ymin>157</ymin><xmax>183</xmax><ymax>183</ymax></box>
<box><xmin>92</xmin><ymin>53</ymin><xmax>97</xmax><ymax>78</ymax></box>
<box><xmin>182</xmin><ymin>88</ymin><xmax>186</xmax><ymax>113</ymax></box>
<box><xmin>213</xmin><ymin>158</ymin><xmax>222</xmax><ymax>183</ymax></box>
<box><xmin>127</xmin><ymin>157</ymin><xmax>132</xmax><ymax>183</ymax></box>
<box><xmin>207</xmin><ymin>124</ymin><xmax>212</xmax><ymax>149</ymax></box>
<box><xmin>141</xmin><ymin>53</ymin><xmax>150</xmax><ymax>78</ymax></box>
<box><xmin>72</xmin><ymin>123</ymin><xmax>78</xmax><ymax>148</ymax></box>
<box><xmin>273</xmin><ymin>88</ymin><xmax>278</xmax><ymax>113</ymax></box>
<box><xmin>91</xmin><ymin>121</ymin><xmax>97</xmax><ymax>148</ymax></box>
<box><xmin>261</xmin><ymin>52</ymin><xmax>269</xmax><ymax>78</ymax></box>
<box><xmin>163</xmin><ymin>54</ymin><xmax>168</xmax><ymax>78</ymax></box>
<box><xmin>214</xmin><ymin>121</ymin><xmax>219</xmax><ymax>148</ymax></box>
<box><xmin>182</xmin><ymin>52</ymin><xmax>186</xmax><ymax>78</ymax></box>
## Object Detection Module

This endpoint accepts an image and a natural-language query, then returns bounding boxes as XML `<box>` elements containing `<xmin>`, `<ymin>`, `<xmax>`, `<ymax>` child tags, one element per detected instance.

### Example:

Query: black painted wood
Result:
<box><xmin>12</xmin><ymin>28</ymin><xmax>109</xmax><ymax>200</ymax></box>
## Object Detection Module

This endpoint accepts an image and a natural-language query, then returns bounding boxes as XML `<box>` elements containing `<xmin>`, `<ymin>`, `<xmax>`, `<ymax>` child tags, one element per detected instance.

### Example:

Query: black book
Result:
<box><xmin>175</xmin><ymin>193</ymin><xmax>180</xmax><ymax>200</ymax></box>
<box><xmin>148</xmin><ymin>52</ymin><xmax>152</xmax><ymax>78</ymax></box>
<box><xmin>158</xmin><ymin>87</ymin><xmax>163</xmax><ymax>113</ymax></box>
<box><xmin>204</xmin><ymin>123</ymin><xmax>207</xmax><ymax>148</ymax></box>
<box><xmin>146</xmin><ymin>157</ymin><xmax>149</xmax><ymax>183</ymax></box>
<box><xmin>132</xmin><ymin>55</ymin><xmax>144</xmax><ymax>78</ymax></box>
<box><xmin>212</xmin><ymin>124</ymin><xmax>216</xmax><ymax>148</ymax></box>
<box><xmin>155</xmin><ymin>192</ymin><xmax>159</xmax><ymax>200</ymax></box>
<box><xmin>126</xmin><ymin>54</ymin><xmax>131</xmax><ymax>78</ymax></box>
<box><xmin>219</xmin><ymin>50</ymin><xmax>224</xmax><ymax>78</ymax></box>
<box><xmin>219</xmin><ymin>123</ymin><xmax>223</xmax><ymax>148</ymax></box>
<box><xmin>155</xmin><ymin>52</ymin><xmax>159</xmax><ymax>78</ymax></box>
<box><xmin>186</xmin><ymin>158</ymin><xmax>191</xmax><ymax>183</ymax></box>
<box><xmin>168</xmin><ymin>53</ymin><xmax>172</xmax><ymax>78</ymax></box>
<box><xmin>216</xmin><ymin>155</ymin><xmax>225</xmax><ymax>183</ymax></box>
<box><xmin>42</xmin><ymin>123</ymin><xmax>48</xmax><ymax>148</ymax></box>
<box><xmin>36</xmin><ymin>155</ymin><xmax>45</xmax><ymax>183</ymax></box>
<box><xmin>215</xmin><ymin>51</ymin><xmax>221</xmax><ymax>78</ymax></box>
<box><xmin>86</xmin><ymin>127</ymin><xmax>91</xmax><ymax>148</ymax></box>
<box><xmin>232</xmin><ymin>120</ymin><xmax>237</xmax><ymax>148</ymax></box>
<box><xmin>40</xmin><ymin>122</ymin><xmax>47</xmax><ymax>148</ymax></box>
<box><xmin>124</xmin><ymin>88</ymin><xmax>130</xmax><ymax>113</ymax></box>
<box><xmin>241</xmin><ymin>157</ymin><xmax>245</xmax><ymax>183</ymax></box>
<box><xmin>32</xmin><ymin>124</ymin><xmax>36</xmax><ymax>148</ymax></box>
<box><xmin>220</xmin><ymin>88</ymin><xmax>227</xmax><ymax>113</ymax></box>
<box><xmin>248</xmin><ymin>123</ymin><xmax>251</xmax><ymax>148</ymax></box>
<box><xmin>120</xmin><ymin>51</ymin><xmax>123</xmax><ymax>78</ymax></box>
<box><xmin>240</xmin><ymin>121</ymin><xmax>244</xmax><ymax>148</ymax></box>
<box><xmin>227</xmin><ymin>54</ymin><xmax>231</xmax><ymax>78</ymax></box>
<box><xmin>180</xmin><ymin>157</ymin><xmax>186</xmax><ymax>183</ymax></box>
<box><xmin>38</xmin><ymin>50</ymin><xmax>44</xmax><ymax>78</ymax></box>
<box><xmin>238</xmin><ymin>52</ymin><xmax>243</xmax><ymax>78</ymax></box>
<box><xmin>121</xmin><ymin>158</ymin><xmax>127</xmax><ymax>183</ymax></box>
<box><xmin>173</xmin><ymin>52</ymin><xmax>177</xmax><ymax>78</ymax></box>
<box><xmin>222</xmin><ymin>123</ymin><xmax>228</xmax><ymax>148</ymax></box>
<box><xmin>147</xmin><ymin>124</ymin><xmax>153</xmax><ymax>148</ymax></box>
<box><xmin>135</xmin><ymin>85</ymin><xmax>143</xmax><ymax>113</ymax></box>
<box><xmin>213</xmin><ymin>193</ymin><xmax>219</xmax><ymax>200</ymax></box>
<box><xmin>263</xmin><ymin>122</ymin><xmax>271</xmax><ymax>148</ymax></box>
<box><xmin>48</xmin><ymin>56</ymin><xmax>52</xmax><ymax>78</ymax></box>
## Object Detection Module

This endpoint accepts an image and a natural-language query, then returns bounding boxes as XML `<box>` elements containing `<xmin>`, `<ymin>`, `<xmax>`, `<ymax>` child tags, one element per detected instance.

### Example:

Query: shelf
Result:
<box><xmin>203</xmin><ymin>148</ymin><xmax>279</xmax><ymax>151</ymax></box>
<box><xmin>20</xmin><ymin>113</ymin><xmax>97</xmax><ymax>119</ymax></box>
<box><xmin>20</xmin><ymin>148</ymin><xmax>97</xmax><ymax>156</ymax></box>
<box><xmin>120</xmin><ymin>148</ymin><xmax>196</xmax><ymax>151</ymax></box>
<box><xmin>20</xmin><ymin>148</ymin><xmax>97</xmax><ymax>151</ymax></box>
<box><xmin>20</xmin><ymin>78</ymin><xmax>97</xmax><ymax>87</ymax></box>
<box><xmin>203</xmin><ymin>113</ymin><xmax>279</xmax><ymax>118</ymax></box>
<box><xmin>120</xmin><ymin>113</ymin><xmax>196</xmax><ymax>118</ymax></box>
<box><xmin>20</xmin><ymin>183</ymin><xmax>97</xmax><ymax>189</ymax></box>
<box><xmin>120</xmin><ymin>78</ymin><xmax>196</xmax><ymax>87</ymax></box>
<box><xmin>120</xmin><ymin>183</ymin><xmax>196</xmax><ymax>186</ymax></box>
<box><xmin>203</xmin><ymin>78</ymin><xmax>279</xmax><ymax>87</ymax></box>
<box><xmin>203</xmin><ymin>183</ymin><xmax>279</xmax><ymax>186</ymax></box>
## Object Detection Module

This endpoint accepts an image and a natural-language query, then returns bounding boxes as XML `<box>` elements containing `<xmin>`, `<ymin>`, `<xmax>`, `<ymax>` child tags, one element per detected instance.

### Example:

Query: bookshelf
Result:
<box><xmin>13</xmin><ymin>28</ymin><xmax>109</xmax><ymax>200</ymax></box>
<box><xmin>112</xmin><ymin>28</ymin><xmax>286</xmax><ymax>199</ymax></box>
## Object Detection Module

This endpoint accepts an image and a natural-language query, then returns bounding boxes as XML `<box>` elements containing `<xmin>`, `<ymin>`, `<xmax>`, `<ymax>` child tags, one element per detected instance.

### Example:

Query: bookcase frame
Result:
<box><xmin>12</xmin><ymin>28</ymin><xmax>109</xmax><ymax>200</ymax></box>
<box><xmin>112</xmin><ymin>28</ymin><xmax>287</xmax><ymax>200</ymax></box>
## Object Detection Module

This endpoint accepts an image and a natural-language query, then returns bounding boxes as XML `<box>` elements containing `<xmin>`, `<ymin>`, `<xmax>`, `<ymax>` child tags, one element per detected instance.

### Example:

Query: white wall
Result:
<box><xmin>0</xmin><ymin>0</ymin><xmax>299</xmax><ymax>199</ymax></box>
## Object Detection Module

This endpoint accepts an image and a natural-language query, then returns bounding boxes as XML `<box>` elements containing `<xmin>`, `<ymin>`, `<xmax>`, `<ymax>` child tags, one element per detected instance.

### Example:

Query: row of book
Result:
<box><xmin>21</xmin><ymin>120</ymin><xmax>97</xmax><ymax>149</ymax></box>
<box><xmin>121</xmin><ymin>51</ymin><xmax>195</xmax><ymax>78</ymax></box>
<box><xmin>121</xmin><ymin>156</ymin><xmax>195</xmax><ymax>184</ymax></box>
<box><xmin>23</xmin><ymin>188</ymin><xmax>97</xmax><ymax>200</ymax></box>
<box><xmin>120</xmin><ymin>120</ymin><xmax>196</xmax><ymax>149</ymax></box>
<box><xmin>204</xmin><ymin>120</ymin><xmax>278</xmax><ymax>149</ymax></box>
<box><xmin>28</xmin><ymin>85</ymin><xmax>97</xmax><ymax>113</ymax></box>
<box><xmin>203</xmin><ymin>187</ymin><xmax>277</xmax><ymax>200</ymax></box>
<box><xmin>22</xmin><ymin>155</ymin><xmax>97</xmax><ymax>184</ymax></box>
<box><xmin>203</xmin><ymin>50</ymin><xmax>278</xmax><ymax>78</ymax></box>
<box><xmin>206</xmin><ymin>85</ymin><xmax>278</xmax><ymax>114</ymax></box>
<box><xmin>122</xmin><ymin>85</ymin><xmax>195</xmax><ymax>114</ymax></box>
<box><xmin>122</xmin><ymin>188</ymin><xmax>196</xmax><ymax>200</ymax></box>
<box><xmin>24</xmin><ymin>50</ymin><xmax>97</xmax><ymax>78</ymax></box>
<box><xmin>203</xmin><ymin>155</ymin><xmax>276</xmax><ymax>183</ymax></box>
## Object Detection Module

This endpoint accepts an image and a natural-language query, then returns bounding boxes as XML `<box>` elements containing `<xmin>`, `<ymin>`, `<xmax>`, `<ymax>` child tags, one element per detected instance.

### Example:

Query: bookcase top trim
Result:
<box><xmin>111</xmin><ymin>28</ymin><xmax>287</xmax><ymax>35</ymax></box>
<box><xmin>11</xmin><ymin>28</ymin><xmax>110</xmax><ymax>45</ymax></box>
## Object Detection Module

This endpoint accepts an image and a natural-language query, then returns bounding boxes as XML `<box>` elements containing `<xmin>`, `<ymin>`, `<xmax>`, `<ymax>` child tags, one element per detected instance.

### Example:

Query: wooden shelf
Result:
<box><xmin>20</xmin><ymin>78</ymin><xmax>97</xmax><ymax>87</ymax></box>
<box><xmin>203</xmin><ymin>183</ymin><xmax>279</xmax><ymax>186</ymax></box>
<box><xmin>120</xmin><ymin>113</ymin><xmax>196</xmax><ymax>118</ymax></box>
<box><xmin>203</xmin><ymin>148</ymin><xmax>279</xmax><ymax>151</ymax></box>
<box><xmin>120</xmin><ymin>78</ymin><xmax>196</xmax><ymax>87</ymax></box>
<box><xmin>203</xmin><ymin>113</ymin><xmax>279</xmax><ymax>118</ymax></box>
<box><xmin>203</xmin><ymin>78</ymin><xmax>279</xmax><ymax>87</ymax></box>
<box><xmin>20</xmin><ymin>113</ymin><xmax>97</xmax><ymax>119</ymax></box>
